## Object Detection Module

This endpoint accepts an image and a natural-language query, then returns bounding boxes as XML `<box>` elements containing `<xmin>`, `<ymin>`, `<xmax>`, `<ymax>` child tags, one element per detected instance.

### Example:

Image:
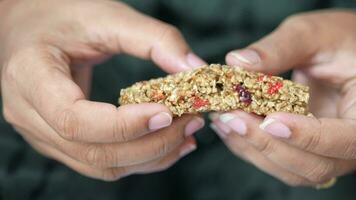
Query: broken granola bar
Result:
<box><xmin>119</xmin><ymin>64</ymin><xmax>309</xmax><ymax>116</ymax></box>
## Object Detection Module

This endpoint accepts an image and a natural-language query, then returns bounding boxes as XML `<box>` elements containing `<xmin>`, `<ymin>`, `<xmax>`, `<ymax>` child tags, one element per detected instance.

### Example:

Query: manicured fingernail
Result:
<box><xmin>186</xmin><ymin>52</ymin><xmax>206</xmax><ymax>68</ymax></box>
<box><xmin>228</xmin><ymin>49</ymin><xmax>261</xmax><ymax>65</ymax></box>
<box><xmin>219</xmin><ymin>113</ymin><xmax>247</xmax><ymax>135</ymax></box>
<box><xmin>210</xmin><ymin>123</ymin><xmax>227</xmax><ymax>138</ymax></box>
<box><xmin>219</xmin><ymin>113</ymin><xmax>235</xmax><ymax>123</ymax></box>
<box><xmin>185</xmin><ymin>117</ymin><xmax>205</xmax><ymax>136</ymax></box>
<box><xmin>148</xmin><ymin>112</ymin><xmax>172</xmax><ymax>130</ymax></box>
<box><xmin>259</xmin><ymin>118</ymin><xmax>291</xmax><ymax>138</ymax></box>
<box><xmin>208</xmin><ymin>112</ymin><xmax>219</xmax><ymax>121</ymax></box>
<box><xmin>179</xmin><ymin>143</ymin><xmax>197</xmax><ymax>157</ymax></box>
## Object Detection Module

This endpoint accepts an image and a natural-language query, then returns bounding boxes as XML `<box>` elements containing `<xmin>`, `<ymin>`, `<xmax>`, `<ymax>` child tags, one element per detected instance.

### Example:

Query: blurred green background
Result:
<box><xmin>1</xmin><ymin>0</ymin><xmax>356</xmax><ymax>199</ymax></box>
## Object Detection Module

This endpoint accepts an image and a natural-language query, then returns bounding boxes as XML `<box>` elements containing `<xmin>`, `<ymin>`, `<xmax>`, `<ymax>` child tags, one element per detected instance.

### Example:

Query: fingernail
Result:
<box><xmin>148</xmin><ymin>112</ymin><xmax>172</xmax><ymax>130</ymax></box>
<box><xmin>186</xmin><ymin>52</ymin><xmax>206</xmax><ymax>68</ymax></box>
<box><xmin>185</xmin><ymin>117</ymin><xmax>205</xmax><ymax>136</ymax></box>
<box><xmin>259</xmin><ymin>118</ymin><xmax>291</xmax><ymax>138</ymax></box>
<box><xmin>228</xmin><ymin>49</ymin><xmax>261</xmax><ymax>65</ymax></box>
<box><xmin>179</xmin><ymin>143</ymin><xmax>197</xmax><ymax>157</ymax></box>
<box><xmin>208</xmin><ymin>112</ymin><xmax>219</xmax><ymax>121</ymax></box>
<box><xmin>219</xmin><ymin>113</ymin><xmax>247</xmax><ymax>135</ymax></box>
<box><xmin>210</xmin><ymin>123</ymin><xmax>227</xmax><ymax>139</ymax></box>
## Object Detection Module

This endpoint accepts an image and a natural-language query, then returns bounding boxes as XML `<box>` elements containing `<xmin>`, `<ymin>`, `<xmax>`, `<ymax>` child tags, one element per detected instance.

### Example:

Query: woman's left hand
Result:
<box><xmin>211</xmin><ymin>10</ymin><xmax>356</xmax><ymax>187</ymax></box>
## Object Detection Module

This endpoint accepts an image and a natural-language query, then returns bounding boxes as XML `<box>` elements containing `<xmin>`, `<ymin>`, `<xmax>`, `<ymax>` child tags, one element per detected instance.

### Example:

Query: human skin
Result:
<box><xmin>0</xmin><ymin>0</ymin><xmax>207</xmax><ymax>181</ymax></box>
<box><xmin>211</xmin><ymin>10</ymin><xmax>356</xmax><ymax>186</ymax></box>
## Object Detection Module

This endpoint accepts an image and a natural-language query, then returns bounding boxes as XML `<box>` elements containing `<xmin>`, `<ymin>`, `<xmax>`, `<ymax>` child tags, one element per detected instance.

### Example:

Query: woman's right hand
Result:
<box><xmin>0</xmin><ymin>0</ymin><xmax>205</xmax><ymax>181</ymax></box>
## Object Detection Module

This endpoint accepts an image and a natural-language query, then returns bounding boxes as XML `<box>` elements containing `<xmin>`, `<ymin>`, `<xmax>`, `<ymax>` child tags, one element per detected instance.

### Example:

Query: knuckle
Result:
<box><xmin>99</xmin><ymin>168</ymin><xmax>127</xmax><ymax>182</ymax></box>
<box><xmin>306</xmin><ymin>161</ymin><xmax>334</xmax><ymax>183</ymax></box>
<box><xmin>281</xmin><ymin>14</ymin><xmax>316</xmax><ymax>36</ymax></box>
<box><xmin>160</xmin><ymin>24</ymin><xmax>182</xmax><ymax>42</ymax></box>
<box><xmin>56</xmin><ymin>109</ymin><xmax>81</xmax><ymax>141</ymax></box>
<box><xmin>2</xmin><ymin>105</ymin><xmax>16</xmax><ymax>124</ymax></box>
<box><xmin>342</xmin><ymin>120</ymin><xmax>356</xmax><ymax>159</ymax></box>
<box><xmin>282</xmin><ymin>14</ymin><xmax>308</xmax><ymax>28</ymax></box>
<box><xmin>114</xmin><ymin>117</ymin><xmax>130</xmax><ymax>142</ymax></box>
<box><xmin>301</xmin><ymin>132</ymin><xmax>321</xmax><ymax>152</ymax></box>
<box><xmin>256</xmin><ymin>137</ymin><xmax>275</xmax><ymax>156</ymax></box>
<box><xmin>2</xmin><ymin>62</ymin><xmax>17</xmax><ymax>84</ymax></box>
<box><xmin>342</xmin><ymin>137</ymin><xmax>356</xmax><ymax>159</ymax></box>
<box><xmin>84</xmin><ymin>145</ymin><xmax>117</xmax><ymax>168</ymax></box>
<box><xmin>153</xmin><ymin>134</ymin><xmax>170</xmax><ymax>158</ymax></box>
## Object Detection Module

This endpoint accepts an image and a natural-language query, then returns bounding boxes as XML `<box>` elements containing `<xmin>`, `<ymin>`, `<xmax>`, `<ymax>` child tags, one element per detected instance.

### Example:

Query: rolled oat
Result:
<box><xmin>119</xmin><ymin>64</ymin><xmax>309</xmax><ymax>116</ymax></box>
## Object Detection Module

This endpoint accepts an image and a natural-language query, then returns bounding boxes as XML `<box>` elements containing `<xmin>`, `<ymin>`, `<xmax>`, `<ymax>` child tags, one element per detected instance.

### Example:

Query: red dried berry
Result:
<box><xmin>234</xmin><ymin>84</ymin><xmax>243</xmax><ymax>93</ymax></box>
<box><xmin>192</xmin><ymin>97</ymin><xmax>209</xmax><ymax>108</ymax></box>
<box><xmin>276</xmin><ymin>80</ymin><xmax>283</xmax><ymax>87</ymax></box>
<box><xmin>234</xmin><ymin>84</ymin><xmax>252</xmax><ymax>104</ymax></box>
<box><xmin>267</xmin><ymin>80</ymin><xmax>283</xmax><ymax>94</ymax></box>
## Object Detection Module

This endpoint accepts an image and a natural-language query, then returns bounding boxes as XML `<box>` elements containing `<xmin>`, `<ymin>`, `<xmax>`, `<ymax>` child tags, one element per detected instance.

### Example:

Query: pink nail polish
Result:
<box><xmin>208</xmin><ymin>112</ymin><xmax>219</xmax><ymax>121</ymax></box>
<box><xmin>148</xmin><ymin>112</ymin><xmax>172</xmax><ymax>130</ymax></box>
<box><xmin>186</xmin><ymin>53</ymin><xmax>206</xmax><ymax>68</ymax></box>
<box><xmin>219</xmin><ymin>113</ymin><xmax>247</xmax><ymax>136</ymax></box>
<box><xmin>216</xmin><ymin>121</ymin><xmax>231</xmax><ymax>134</ymax></box>
<box><xmin>213</xmin><ymin>121</ymin><xmax>232</xmax><ymax>138</ymax></box>
<box><xmin>210</xmin><ymin>123</ymin><xmax>227</xmax><ymax>139</ymax></box>
<box><xmin>226</xmin><ymin>118</ymin><xmax>247</xmax><ymax>136</ymax></box>
<box><xmin>259</xmin><ymin>118</ymin><xmax>291</xmax><ymax>138</ymax></box>
<box><xmin>228</xmin><ymin>49</ymin><xmax>261</xmax><ymax>65</ymax></box>
<box><xmin>185</xmin><ymin>117</ymin><xmax>205</xmax><ymax>136</ymax></box>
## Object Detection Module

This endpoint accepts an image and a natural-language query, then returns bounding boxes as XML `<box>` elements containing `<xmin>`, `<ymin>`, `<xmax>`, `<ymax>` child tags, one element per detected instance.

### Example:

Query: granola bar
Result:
<box><xmin>119</xmin><ymin>64</ymin><xmax>309</xmax><ymax>116</ymax></box>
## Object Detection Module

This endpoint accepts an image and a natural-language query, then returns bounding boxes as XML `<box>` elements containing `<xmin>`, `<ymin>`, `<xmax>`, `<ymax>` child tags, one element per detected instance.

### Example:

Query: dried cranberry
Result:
<box><xmin>240</xmin><ymin>90</ymin><xmax>252</xmax><ymax>104</ymax></box>
<box><xmin>192</xmin><ymin>97</ymin><xmax>209</xmax><ymax>108</ymax></box>
<box><xmin>267</xmin><ymin>80</ymin><xmax>283</xmax><ymax>94</ymax></box>
<box><xmin>234</xmin><ymin>84</ymin><xmax>252</xmax><ymax>104</ymax></box>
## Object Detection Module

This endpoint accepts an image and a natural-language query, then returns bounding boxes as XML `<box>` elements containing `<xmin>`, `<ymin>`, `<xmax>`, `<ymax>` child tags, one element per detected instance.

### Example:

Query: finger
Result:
<box><xmin>211</xmin><ymin>123</ymin><xmax>313</xmax><ymax>187</ymax></box>
<box><xmin>71</xmin><ymin>115</ymin><xmax>203</xmax><ymax>168</ymax></box>
<box><xmin>22</xmin><ymin>132</ymin><xmax>196</xmax><ymax>181</ymax></box>
<box><xmin>134</xmin><ymin>136</ymin><xmax>197</xmax><ymax>174</ymax></box>
<box><xmin>259</xmin><ymin>112</ymin><xmax>356</xmax><ymax>159</ymax></box>
<box><xmin>7</xmin><ymin>46</ymin><xmax>177</xmax><ymax>143</ymax></box>
<box><xmin>24</xmin><ymin>107</ymin><xmax>203</xmax><ymax>168</ymax></box>
<box><xmin>62</xmin><ymin>1</ymin><xmax>206</xmax><ymax>72</ymax></box>
<box><xmin>216</xmin><ymin>111</ymin><xmax>353</xmax><ymax>183</ymax></box>
<box><xmin>10</xmin><ymin>99</ymin><xmax>203</xmax><ymax>168</ymax></box>
<box><xmin>225</xmin><ymin>14</ymin><xmax>322</xmax><ymax>74</ymax></box>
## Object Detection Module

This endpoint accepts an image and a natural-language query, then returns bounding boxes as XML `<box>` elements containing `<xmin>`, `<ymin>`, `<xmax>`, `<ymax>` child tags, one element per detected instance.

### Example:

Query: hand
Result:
<box><xmin>0</xmin><ymin>0</ymin><xmax>206</xmax><ymax>181</ymax></box>
<box><xmin>211</xmin><ymin>10</ymin><xmax>356</xmax><ymax>187</ymax></box>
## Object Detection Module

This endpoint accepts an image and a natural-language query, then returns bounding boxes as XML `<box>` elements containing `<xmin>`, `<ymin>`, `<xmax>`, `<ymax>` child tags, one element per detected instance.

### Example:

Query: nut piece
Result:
<box><xmin>119</xmin><ymin>64</ymin><xmax>310</xmax><ymax>116</ymax></box>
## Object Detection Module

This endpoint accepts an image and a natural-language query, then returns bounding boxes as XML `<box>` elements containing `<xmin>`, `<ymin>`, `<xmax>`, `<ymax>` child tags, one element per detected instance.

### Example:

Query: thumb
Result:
<box><xmin>226</xmin><ymin>15</ymin><xmax>320</xmax><ymax>75</ymax></box>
